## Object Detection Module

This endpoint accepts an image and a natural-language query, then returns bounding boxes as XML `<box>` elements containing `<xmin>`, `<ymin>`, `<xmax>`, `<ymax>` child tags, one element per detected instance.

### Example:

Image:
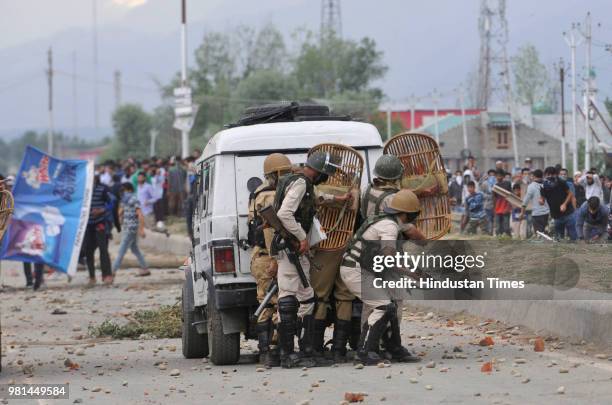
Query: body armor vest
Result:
<box><xmin>273</xmin><ymin>173</ymin><xmax>316</xmax><ymax>235</ymax></box>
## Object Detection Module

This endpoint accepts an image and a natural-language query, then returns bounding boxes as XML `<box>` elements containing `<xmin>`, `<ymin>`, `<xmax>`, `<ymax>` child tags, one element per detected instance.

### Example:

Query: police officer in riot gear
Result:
<box><xmin>273</xmin><ymin>151</ymin><xmax>338</xmax><ymax>368</ymax></box>
<box><xmin>340</xmin><ymin>189</ymin><xmax>423</xmax><ymax>366</ymax></box>
<box><xmin>361</xmin><ymin>155</ymin><xmax>405</xmax><ymax>219</ymax></box>
<box><xmin>248</xmin><ymin>153</ymin><xmax>292</xmax><ymax>367</ymax></box>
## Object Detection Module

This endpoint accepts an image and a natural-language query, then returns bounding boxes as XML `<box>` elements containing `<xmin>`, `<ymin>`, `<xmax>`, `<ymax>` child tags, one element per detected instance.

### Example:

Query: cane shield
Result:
<box><xmin>384</xmin><ymin>132</ymin><xmax>451</xmax><ymax>240</ymax></box>
<box><xmin>308</xmin><ymin>143</ymin><xmax>364</xmax><ymax>251</ymax></box>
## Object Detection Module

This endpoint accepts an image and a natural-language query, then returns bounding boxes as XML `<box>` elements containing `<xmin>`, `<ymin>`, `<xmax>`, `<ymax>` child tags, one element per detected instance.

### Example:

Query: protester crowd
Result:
<box><xmin>2</xmin><ymin>150</ymin><xmax>202</xmax><ymax>291</ymax></box>
<box><xmin>81</xmin><ymin>149</ymin><xmax>202</xmax><ymax>285</ymax></box>
<box><xmin>449</xmin><ymin>156</ymin><xmax>612</xmax><ymax>242</ymax></box>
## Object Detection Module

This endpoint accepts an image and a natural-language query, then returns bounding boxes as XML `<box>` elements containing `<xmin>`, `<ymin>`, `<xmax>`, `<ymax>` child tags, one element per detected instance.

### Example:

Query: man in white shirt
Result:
<box><xmin>579</xmin><ymin>171</ymin><xmax>604</xmax><ymax>200</ymax></box>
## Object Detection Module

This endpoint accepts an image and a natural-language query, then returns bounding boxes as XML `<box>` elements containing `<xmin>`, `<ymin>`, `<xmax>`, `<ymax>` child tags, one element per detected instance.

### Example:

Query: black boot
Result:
<box><xmin>349</xmin><ymin>299</ymin><xmax>363</xmax><ymax>351</ymax></box>
<box><xmin>300</xmin><ymin>314</ymin><xmax>333</xmax><ymax>367</ymax></box>
<box><xmin>256</xmin><ymin>320</ymin><xmax>274</xmax><ymax>368</ymax></box>
<box><xmin>278</xmin><ymin>296</ymin><xmax>302</xmax><ymax>369</ymax></box>
<box><xmin>313</xmin><ymin>319</ymin><xmax>328</xmax><ymax>356</ymax></box>
<box><xmin>331</xmin><ymin>319</ymin><xmax>351</xmax><ymax>363</ymax></box>
<box><xmin>382</xmin><ymin>313</ymin><xmax>421</xmax><ymax>363</ymax></box>
<box><xmin>355</xmin><ymin>304</ymin><xmax>395</xmax><ymax>366</ymax></box>
<box><xmin>296</xmin><ymin>317</ymin><xmax>305</xmax><ymax>353</ymax></box>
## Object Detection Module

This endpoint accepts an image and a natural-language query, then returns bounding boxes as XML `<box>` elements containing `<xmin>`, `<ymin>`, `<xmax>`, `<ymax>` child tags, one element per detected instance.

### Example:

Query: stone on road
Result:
<box><xmin>1</xmin><ymin>264</ymin><xmax>611</xmax><ymax>404</ymax></box>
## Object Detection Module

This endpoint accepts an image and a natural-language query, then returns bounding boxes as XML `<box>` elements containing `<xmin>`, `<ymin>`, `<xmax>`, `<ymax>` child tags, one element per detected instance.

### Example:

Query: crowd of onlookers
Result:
<box><xmin>82</xmin><ymin>149</ymin><xmax>202</xmax><ymax>285</ymax></box>
<box><xmin>449</xmin><ymin>156</ymin><xmax>612</xmax><ymax>242</ymax></box>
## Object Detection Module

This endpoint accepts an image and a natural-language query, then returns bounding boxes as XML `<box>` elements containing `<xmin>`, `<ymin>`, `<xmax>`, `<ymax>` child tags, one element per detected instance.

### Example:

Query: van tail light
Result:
<box><xmin>213</xmin><ymin>246</ymin><xmax>236</xmax><ymax>274</ymax></box>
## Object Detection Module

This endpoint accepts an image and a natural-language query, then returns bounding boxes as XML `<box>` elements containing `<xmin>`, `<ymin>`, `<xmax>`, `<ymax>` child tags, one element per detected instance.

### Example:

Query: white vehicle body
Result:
<box><xmin>188</xmin><ymin>119</ymin><xmax>383</xmax><ymax>335</ymax></box>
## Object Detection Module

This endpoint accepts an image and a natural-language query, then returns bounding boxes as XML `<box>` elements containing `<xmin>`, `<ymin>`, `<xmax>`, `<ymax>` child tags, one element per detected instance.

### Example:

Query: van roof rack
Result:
<box><xmin>227</xmin><ymin>101</ymin><xmax>352</xmax><ymax>128</ymax></box>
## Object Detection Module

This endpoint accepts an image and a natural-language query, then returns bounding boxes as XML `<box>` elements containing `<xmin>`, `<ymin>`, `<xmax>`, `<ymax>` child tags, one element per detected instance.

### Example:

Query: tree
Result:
<box><xmin>110</xmin><ymin>104</ymin><xmax>152</xmax><ymax>159</ymax></box>
<box><xmin>292</xmin><ymin>34</ymin><xmax>387</xmax><ymax>99</ymax></box>
<box><xmin>244</xmin><ymin>23</ymin><xmax>287</xmax><ymax>76</ymax></box>
<box><xmin>512</xmin><ymin>44</ymin><xmax>552</xmax><ymax>110</ymax></box>
<box><xmin>236</xmin><ymin>70</ymin><xmax>298</xmax><ymax>103</ymax></box>
<box><xmin>605</xmin><ymin>97</ymin><xmax>612</xmax><ymax>118</ymax></box>
<box><xmin>160</xmin><ymin>23</ymin><xmax>390</xmax><ymax>142</ymax></box>
<box><xmin>151</xmin><ymin>104</ymin><xmax>181</xmax><ymax>157</ymax></box>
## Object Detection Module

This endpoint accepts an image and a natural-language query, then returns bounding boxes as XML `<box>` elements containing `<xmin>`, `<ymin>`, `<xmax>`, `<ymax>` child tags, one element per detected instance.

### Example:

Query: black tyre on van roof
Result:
<box><xmin>228</xmin><ymin>101</ymin><xmax>352</xmax><ymax>128</ymax></box>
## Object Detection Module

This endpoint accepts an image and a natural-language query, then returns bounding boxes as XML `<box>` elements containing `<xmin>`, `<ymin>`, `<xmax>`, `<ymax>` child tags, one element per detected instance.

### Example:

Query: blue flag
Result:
<box><xmin>1</xmin><ymin>146</ymin><xmax>94</xmax><ymax>275</ymax></box>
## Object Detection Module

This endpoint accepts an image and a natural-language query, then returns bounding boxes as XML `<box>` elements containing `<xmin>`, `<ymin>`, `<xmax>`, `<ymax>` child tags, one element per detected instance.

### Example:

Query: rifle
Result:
<box><xmin>259</xmin><ymin>205</ymin><xmax>309</xmax><ymax>288</ymax></box>
<box><xmin>253</xmin><ymin>279</ymin><xmax>278</xmax><ymax>320</ymax></box>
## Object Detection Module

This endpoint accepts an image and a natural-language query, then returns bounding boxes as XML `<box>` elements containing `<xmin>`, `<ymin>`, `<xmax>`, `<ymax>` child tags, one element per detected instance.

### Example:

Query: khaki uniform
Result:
<box><xmin>360</xmin><ymin>182</ymin><xmax>410</xmax><ymax>324</ymax></box>
<box><xmin>310</xmin><ymin>249</ymin><xmax>354</xmax><ymax>321</ymax></box>
<box><xmin>276</xmin><ymin>177</ymin><xmax>316</xmax><ymax>317</ymax></box>
<box><xmin>340</xmin><ymin>217</ymin><xmax>400</xmax><ymax>326</ymax></box>
<box><xmin>248</xmin><ymin>182</ymin><xmax>277</xmax><ymax>323</ymax></box>
<box><xmin>361</xmin><ymin>181</ymin><xmax>399</xmax><ymax>218</ymax></box>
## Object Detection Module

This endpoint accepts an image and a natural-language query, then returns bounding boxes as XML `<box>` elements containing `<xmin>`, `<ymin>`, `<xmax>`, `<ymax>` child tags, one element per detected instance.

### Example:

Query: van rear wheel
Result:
<box><xmin>181</xmin><ymin>285</ymin><xmax>209</xmax><ymax>358</ymax></box>
<box><xmin>207</xmin><ymin>296</ymin><xmax>240</xmax><ymax>365</ymax></box>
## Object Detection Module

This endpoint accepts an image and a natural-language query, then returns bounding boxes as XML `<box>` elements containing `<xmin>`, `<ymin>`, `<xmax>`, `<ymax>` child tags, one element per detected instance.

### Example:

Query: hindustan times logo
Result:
<box><xmin>372</xmin><ymin>252</ymin><xmax>487</xmax><ymax>273</ymax></box>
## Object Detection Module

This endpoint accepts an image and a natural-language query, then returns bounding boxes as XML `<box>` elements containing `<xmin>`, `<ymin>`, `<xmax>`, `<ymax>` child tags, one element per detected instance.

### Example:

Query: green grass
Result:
<box><xmin>88</xmin><ymin>304</ymin><xmax>182</xmax><ymax>340</ymax></box>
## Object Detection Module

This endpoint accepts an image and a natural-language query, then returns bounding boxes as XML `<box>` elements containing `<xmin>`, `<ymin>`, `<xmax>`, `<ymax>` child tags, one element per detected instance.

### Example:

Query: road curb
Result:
<box><xmin>409</xmin><ymin>299</ymin><xmax>612</xmax><ymax>345</ymax></box>
<box><xmin>138</xmin><ymin>230</ymin><xmax>191</xmax><ymax>257</ymax></box>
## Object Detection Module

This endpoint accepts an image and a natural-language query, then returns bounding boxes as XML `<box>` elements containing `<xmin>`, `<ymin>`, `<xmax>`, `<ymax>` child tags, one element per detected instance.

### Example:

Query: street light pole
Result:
<box><xmin>582</xmin><ymin>12</ymin><xmax>592</xmax><ymax>170</ymax></box>
<box><xmin>432</xmin><ymin>89</ymin><xmax>440</xmax><ymax>145</ymax></box>
<box><xmin>559</xmin><ymin>59</ymin><xmax>567</xmax><ymax>168</ymax></box>
<box><xmin>180</xmin><ymin>0</ymin><xmax>189</xmax><ymax>159</ymax></box>
<box><xmin>564</xmin><ymin>24</ymin><xmax>582</xmax><ymax>173</ymax></box>
<box><xmin>459</xmin><ymin>86</ymin><xmax>468</xmax><ymax>151</ymax></box>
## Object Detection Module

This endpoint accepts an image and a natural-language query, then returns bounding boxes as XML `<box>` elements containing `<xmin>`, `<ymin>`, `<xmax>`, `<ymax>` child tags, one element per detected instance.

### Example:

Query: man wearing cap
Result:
<box><xmin>340</xmin><ymin>189</ymin><xmax>422</xmax><ymax>366</ymax></box>
<box><xmin>524</xmin><ymin>157</ymin><xmax>533</xmax><ymax>171</ymax></box>
<box><xmin>248</xmin><ymin>153</ymin><xmax>293</xmax><ymax>368</ymax></box>
<box><xmin>272</xmin><ymin>151</ymin><xmax>339</xmax><ymax>368</ymax></box>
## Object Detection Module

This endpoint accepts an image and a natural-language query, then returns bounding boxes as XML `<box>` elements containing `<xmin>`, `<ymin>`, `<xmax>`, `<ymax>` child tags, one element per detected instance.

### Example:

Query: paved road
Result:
<box><xmin>1</xmin><ymin>264</ymin><xmax>611</xmax><ymax>405</ymax></box>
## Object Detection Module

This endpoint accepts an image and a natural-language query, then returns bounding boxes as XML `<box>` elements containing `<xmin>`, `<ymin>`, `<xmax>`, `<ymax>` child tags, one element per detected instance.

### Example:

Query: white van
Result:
<box><xmin>182</xmin><ymin>105</ymin><xmax>384</xmax><ymax>365</ymax></box>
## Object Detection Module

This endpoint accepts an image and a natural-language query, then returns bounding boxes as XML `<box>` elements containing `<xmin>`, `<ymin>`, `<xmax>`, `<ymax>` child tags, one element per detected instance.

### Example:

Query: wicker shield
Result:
<box><xmin>0</xmin><ymin>189</ymin><xmax>14</xmax><ymax>242</ymax></box>
<box><xmin>383</xmin><ymin>132</ymin><xmax>451</xmax><ymax>240</ymax></box>
<box><xmin>308</xmin><ymin>143</ymin><xmax>363</xmax><ymax>251</ymax></box>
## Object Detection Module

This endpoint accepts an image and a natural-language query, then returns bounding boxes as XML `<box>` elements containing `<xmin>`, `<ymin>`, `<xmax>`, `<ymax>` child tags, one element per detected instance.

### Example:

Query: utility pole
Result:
<box><xmin>150</xmin><ymin>129</ymin><xmax>158</xmax><ymax>157</ymax></box>
<box><xmin>459</xmin><ymin>86</ymin><xmax>469</xmax><ymax>151</ymax></box>
<box><xmin>564</xmin><ymin>24</ymin><xmax>582</xmax><ymax>173</ymax></box>
<box><xmin>72</xmin><ymin>51</ymin><xmax>78</xmax><ymax>139</ymax></box>
<box><xmin>560</xmin><ymin>59</ymin><xmax>567</xmax><ymax>168</ymax></box>
<box><xmin>410</xmin><ymin>94</ymin><xmax>416</xmax><ymax>131</ymax></box>
<box><xmin>92</xmin><ymin>0</ymin><xmax>99</xmax><ymax>135</ymax></box>
<box><xmin>501</xmin><ymin>46</ymin><xmax>519</xmax><ymax>168</ymax></box>
<box><xmin>114</xmin><ymin>70</ymin><xmax>122</xmax><ymax>111</ymax></box>
<box><xmin>432</xmin><ymin>89</ymin><xmax>440</xmax><ymax>144</ymax></box>
<box><xmin>582</xmin><ymin>12</ymin><xmax>592</xmax><ymax>170</ymax></box>
<box><xmin>386</xmin><ymin>105</ymin><xmax>392</xmax><ymax>140</ymax></box>
<box><xmin>47</xmin><ymin>47</ymin><xmax>54</xmax><ymax>155</ymax></box>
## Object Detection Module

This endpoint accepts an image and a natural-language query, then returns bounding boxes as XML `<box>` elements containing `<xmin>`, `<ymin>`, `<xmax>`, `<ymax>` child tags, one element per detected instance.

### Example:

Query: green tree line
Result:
<box><xmin>104</xmin><ymin>23</ymin><xmax>397</xmax><ymax>160</ymax></box>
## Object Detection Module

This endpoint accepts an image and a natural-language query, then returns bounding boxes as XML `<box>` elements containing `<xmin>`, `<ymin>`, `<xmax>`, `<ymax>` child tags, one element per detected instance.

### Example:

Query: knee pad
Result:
<box><xmin>375</xmin><ymin>302</ymin><xmax>397</xmax><ymax>319</ymax></box>
<box><xmin>278</xmin><ymin>296</ymin><xmax>299</xmax><ymax>322</ymax></box>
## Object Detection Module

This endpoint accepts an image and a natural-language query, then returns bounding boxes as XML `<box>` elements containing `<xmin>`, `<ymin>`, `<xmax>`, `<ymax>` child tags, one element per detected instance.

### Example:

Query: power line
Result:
<box><xmin>53</xmin><ymin>69</ymin><xmax>159</xmax><ymax>93</ymax></box>
<box><xmin>0</xmin><ymin>72</ymin><xmax>44</xmax><ymax>94</ymax></box>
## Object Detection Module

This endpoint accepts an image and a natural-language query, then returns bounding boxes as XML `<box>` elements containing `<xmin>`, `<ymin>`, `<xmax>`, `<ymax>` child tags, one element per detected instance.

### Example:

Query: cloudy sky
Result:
<box><xmin>1</xmin><ymin>0</ymin><xmax>611</xmax><ymax>136</ymax></box>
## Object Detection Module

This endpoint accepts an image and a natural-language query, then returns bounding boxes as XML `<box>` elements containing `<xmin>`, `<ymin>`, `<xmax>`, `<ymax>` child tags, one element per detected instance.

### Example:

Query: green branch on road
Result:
<box><xmin>88</xmin><ymin>304</ymin><xmax>181</xmax><ymax>340</ymax></box>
